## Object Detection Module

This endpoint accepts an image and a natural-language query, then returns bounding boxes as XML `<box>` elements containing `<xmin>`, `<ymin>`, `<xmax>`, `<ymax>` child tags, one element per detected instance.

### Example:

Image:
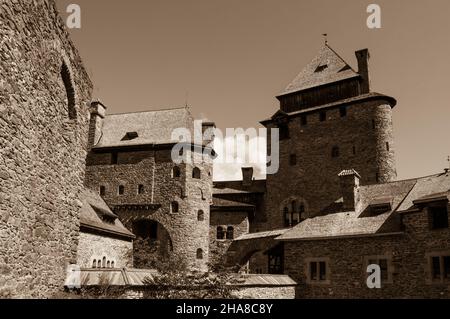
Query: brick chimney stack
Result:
<box><xmin>338</xmin><ymin>169</ymin><xmax>361</xmax><ymax>211</ymax></box>
<box><xmin>88</xmin><ymin>100</ymin><xmax>107</xmax><ymax>149</ymax></box>
<box><xmin>355</xmin><ymin>49</ymin><xmax>371</xmax><ymax>94</ymax></box>
<box><xmin>242</xmin><ymin>167</ymin><xmax>254</xmax><ymax>187</ymax></box>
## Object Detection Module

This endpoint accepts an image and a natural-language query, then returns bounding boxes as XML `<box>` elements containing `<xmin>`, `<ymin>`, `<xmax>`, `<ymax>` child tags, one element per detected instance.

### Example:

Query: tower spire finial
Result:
<box><xmin>322</xmin><ymin>33</ymin><xmax>328</xmax><ymax>45</ymax></box>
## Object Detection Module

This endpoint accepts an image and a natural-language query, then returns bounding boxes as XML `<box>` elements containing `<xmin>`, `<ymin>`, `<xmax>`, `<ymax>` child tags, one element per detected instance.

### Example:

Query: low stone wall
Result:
<box><xmin>77</xmin><ymin>232</ymin><xmax>133</xmax><ymax>268</ymax></box>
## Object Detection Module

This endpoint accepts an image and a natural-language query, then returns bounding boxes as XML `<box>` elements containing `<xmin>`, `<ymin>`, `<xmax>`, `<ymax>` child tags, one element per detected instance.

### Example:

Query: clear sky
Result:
<box><xmin>56</xmin><ymin>0</ymin><xmax>450</xmax><ymax>180</ymax></box>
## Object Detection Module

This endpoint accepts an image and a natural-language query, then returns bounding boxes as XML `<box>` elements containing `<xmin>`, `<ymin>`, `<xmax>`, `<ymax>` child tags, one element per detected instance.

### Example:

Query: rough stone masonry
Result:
<box><xmin>0</xmin><ymin>0</ymin><xmax>93</xmax><ymax>298</ymax></box>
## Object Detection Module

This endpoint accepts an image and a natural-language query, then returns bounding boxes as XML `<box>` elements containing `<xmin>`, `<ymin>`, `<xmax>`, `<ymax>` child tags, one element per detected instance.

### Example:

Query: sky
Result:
<box><xmin>56</xmin><ymin>0</ymin><xmax>450</xmax><ymax>181</ymax></box>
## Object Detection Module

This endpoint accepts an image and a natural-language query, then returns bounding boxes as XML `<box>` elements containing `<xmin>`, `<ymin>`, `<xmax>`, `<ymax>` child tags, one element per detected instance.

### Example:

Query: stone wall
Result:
<box><xmin>231</xmin><ymin>286</ymin><xmax>296</xmax><ymax>299</ymax></box>
<box><xmin>0</xmin><ymin>0</ymin><xmax>92</xmax><ymax>297</ymax></box>
<box><xmin>283</xmin><ymin>203</ymin><xmax>450</xmax><ymax>298</ymax></box>
<box><xmin>77</xmin><ymin>232</ymin><xmax>133</xmax><ymax>269</ymax></box>
<box><xmin>209</xmin><ymin>211</ymin><xmax>249</xmax><ymax>268</ymax></box>
<box><xmin>262</xmin><ymin>99</ymin><xmax>397</xmax><ymax>230</ymax></box>
<box><xmin>85</xmin><ymin>148</ymin><xmax>213</xmax><ymax>271</ymax></box>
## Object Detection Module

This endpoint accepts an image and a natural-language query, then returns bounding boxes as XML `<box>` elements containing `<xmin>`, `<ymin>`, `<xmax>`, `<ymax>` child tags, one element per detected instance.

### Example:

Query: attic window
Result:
<box><xmin>122</xmin><ymin>131</ymin><xmax>139</xmax><ymax>141</ymax></box>
<box><xmin>315</xmin><ymin>64</ymin><xmax>328</xmax><ymax>72</ymax></box>
<box><xmin>369</xmin><ymin>203</ymin><xmax>391</xmax><ymax>215</ymax></box>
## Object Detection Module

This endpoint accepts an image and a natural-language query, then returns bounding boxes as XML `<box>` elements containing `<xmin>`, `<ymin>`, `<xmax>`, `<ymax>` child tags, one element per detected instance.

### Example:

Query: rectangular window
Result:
<box><xmin>111</xmin><ymin>152</ymin><xmax>118</xmax><ymax>165</ymax></box>
<box><xmin>279</xmin><ymin>124</ymin><xmax>290</xmax><ymax>140</ymax></box>
<box><xmin>429</xmin><ymin>254</ymin><xmax>450</xmax><ymax>283</ymax></box>
<box><xmin>366</xmin><ymin>256</ymin><xmax>392</xmax><ymax>284</ymax></box>
<box><xmin>289</xmin><ymin>154</ymin><xmax>297</xmax><ymax>166</ymax></box>
<box><xmin>386</xmin><ymin>142</ymin><xmax>390</xmax><ymax>151</ymax></box>
<box><xmin>339</xmin><ymin>106</ymin><xmax>347</xmax><ymax>117</ymax></box>
<box><xmin>307</xmin><ymin>258</ymin><xmax>329</xmax><ymax>284</ymax></box>
<box><xmin>429</xmin><ymin>205</ymin><xmax>449</xmax><ymax>230</ymax></box>
<box><xmin>319</xmin><ymin>111</ymin><xmax>326</xmax><ymax>122</ymax></box>
<box><xmin>301</xmin><ymin>115</ymin><xmax>307</xmax><ymax>126</ymax></box>
<box><xmin>99</xmin><ymin>186</ymin><xmax>106</xmax><ymax>197</ymax></box>
<box><xmin>138</xmin><ymin>184</ymin><xmax>145</xmax><ymax>195</ymax></box>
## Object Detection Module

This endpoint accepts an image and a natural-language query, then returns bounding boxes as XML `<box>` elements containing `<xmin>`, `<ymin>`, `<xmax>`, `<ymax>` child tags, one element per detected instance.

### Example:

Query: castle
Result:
<box><xmin>1</xmin><ymin>0</ymin><xmax>450</xmax><ymax>299</ymax></box>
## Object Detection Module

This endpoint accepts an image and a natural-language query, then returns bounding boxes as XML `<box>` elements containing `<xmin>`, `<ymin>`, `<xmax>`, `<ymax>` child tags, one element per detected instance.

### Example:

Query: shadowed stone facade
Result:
<box><xmin>0</xmin><ymin>0</ymin><xmax>93</xmax><ymax>297</ymax></box>
<box><xmin>84</xmin><ymin>105</ymin><xmax>213</xmax><ymax>272</ymax></box>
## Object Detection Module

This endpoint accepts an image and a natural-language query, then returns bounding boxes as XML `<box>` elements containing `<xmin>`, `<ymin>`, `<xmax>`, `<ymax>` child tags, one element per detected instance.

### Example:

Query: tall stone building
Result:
<box><xmin>0</xmin><ymin>0</ymin><xmax>92</xmax><ymax>297</ymax></box>
<box><xmin>84</xmin><ymin>103</ymin><xmax>214</xmax><ymax>272</ymax></box>
<box><xmin>260</xmin><ymin>44</ymin><xmax>397</xmax><ymax>229</ymax></box>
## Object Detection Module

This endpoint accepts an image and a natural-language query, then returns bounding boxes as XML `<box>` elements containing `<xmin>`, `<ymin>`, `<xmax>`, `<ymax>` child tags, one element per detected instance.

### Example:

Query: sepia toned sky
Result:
<box><xmin>56</xmin><ymin>0</ymin><xmax>450</xmax><ymax>181</ymax></box>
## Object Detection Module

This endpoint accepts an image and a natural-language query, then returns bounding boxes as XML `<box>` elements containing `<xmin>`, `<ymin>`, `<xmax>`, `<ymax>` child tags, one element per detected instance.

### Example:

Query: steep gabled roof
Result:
<box><xmin>94</xmin><ymin>107</ymin><xmax>197</xmax><ymax>149</ymax></box>
<box><xmin>278</xmin><ymin>44</ymin><xmax>360</xmax><ymax>96</ymax></box>
<box><xmin>80</xmin><ymin>188</ymin><xmax>135</xmax><ymax>239</ymax></box>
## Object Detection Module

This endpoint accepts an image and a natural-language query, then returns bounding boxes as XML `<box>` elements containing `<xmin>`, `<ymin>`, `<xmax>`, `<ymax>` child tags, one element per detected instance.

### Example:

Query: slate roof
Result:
<box><xmin>278</xmin><ymin>44</ymin><xmax>360</xmax><ymax>96</ymax></box>
<box><xmin>78</xmin><ymin>269</ymin><xmax>296</xmax><ymax>287</ymax></box>
<box><xmin>276</xmin><ymin>174</ymin><xmax>450</xmax><ymax>241</ymax></box>
<box><xmin>397</xmin><ymin>173</ymin><xmax>450</xmax><ymax>212</ymax></box>
<box><xmin>235</xmin><ymin>229</ymin><xmax>288</xmax><ymax>241</ymax></box>
<box><xmin>211</xmin><ymin>198</ymin><xmax>255</xmax><ymax>210</ymax></box>
<box><xmin>79</xmin><ymin>268</ymin><xmax>158</xmax><ymax>286</ymax></box>
<box><xmin>80</xmin><ymin>188</ymin><xmax>135</xmax><ymax>239</ymax></box>
<box><xmin>93</xmin><ymin>107</ymin><xmax>197</xmax><ymax>149</ymax></box>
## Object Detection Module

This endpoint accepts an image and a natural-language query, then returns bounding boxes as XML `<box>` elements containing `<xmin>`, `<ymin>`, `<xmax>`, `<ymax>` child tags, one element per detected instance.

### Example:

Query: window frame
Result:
<box><xmin>426</xmin><ymin>251</ymin><xmax>450</xmax><ymax>284</ymax></box>
<box><xmin>363</xmin><ymin>255</ymin><xmax>394</xmax><ymax>285</ymax></box>
<box><xmin>305</xmin><ymin>257</ymin><xmax>331</xmax><ymax>285</ymax></box>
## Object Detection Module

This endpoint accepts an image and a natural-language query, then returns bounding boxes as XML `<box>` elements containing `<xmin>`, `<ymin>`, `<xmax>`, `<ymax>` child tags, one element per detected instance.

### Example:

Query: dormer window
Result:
<box><xmin>315</xmin><ymin>64</ymin><xmax>328</xmax><ymax>73</ymax></box>
<box><xmin>122</xmin><ymin>131</ymin><xmax>139</xmax><ymax>141</ymax></box>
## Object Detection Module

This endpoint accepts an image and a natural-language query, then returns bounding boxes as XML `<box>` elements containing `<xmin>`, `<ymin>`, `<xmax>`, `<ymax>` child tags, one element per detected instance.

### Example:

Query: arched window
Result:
<box><xmin>171</xmin><ymin>201</ymin><xmax>179</xmax><ymax>213</ymax></box>
<box><xmin>173</xmin><ymin>166</ymin><xmax>181</xmax><ymax>178</ymax></box>
<box><xmin>331</xmin><ymin>146</ymin><xmax>340</xmax><ymax>158</ymax></box>
<box><xmin>92</xmin><ymin>259</ymin><xmax>97</xmax><ymax>268</ymax></box>
<box><xmin>226</xmin><ymin>226</ymin><xmax>234</xmax><ymax>240</ymax></box>
<box><xmin>118</xmin><ymin>185</ymin><xmax>125</xmax><ymax>195</ymax></box>
<box><xmin>217</xmin><ymin>226</ymin><xmax>225</xmax><ymax>240</ymax></box>
<box><xmin>61</xmin><ymin>62</ymin><xmax>76</xmax><ymax>119</ymax></box>
<box><xmin>196</xmin><ymin>248</ymin><xmax>203</xmax><ymax>260</ymax></box>
<box><xmin>99</xmin><ymin>186</ymin><xmax>106</xmax><ymax>197</ymax></box>
<box><xmin>192</xmin><ymin>167</ymin><xmax>201</xmax><ymax>179</ymax></box>
<box><xmin>102</xmin><ymin>257</ymin><xmax>106</xmax><ymax>268</ymax></box>
<box><xmin>97</xmin><ymin>260</ymin><xmax>101</xmax><ymax>268</ymax></box>
<box><xmin>107</xmin><ymin>261</ymin><xmax>111</xmax><ymax>268</ymax></box>
<box><xmin>197</xmin><ymin>210</ymin><xmax>204</xmax><ymax>221</ymax></box>
<box><xmin>111</xmin><ymin>261</ymin><xmax>115</xmax><ymax>268</ymax></box>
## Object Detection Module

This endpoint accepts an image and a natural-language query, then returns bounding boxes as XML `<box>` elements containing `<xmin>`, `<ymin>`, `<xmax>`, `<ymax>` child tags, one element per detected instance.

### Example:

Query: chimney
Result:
<box><xmin>88</xmin><ymin>100</ymin><xmax>107</xmax><ymax>149</ymax></box>
<box><xmin>242</xmin><ymin>167</ymin><xmax>254</xmax><ymax>187</ymax></box>
<box><xmin>202</xmin><ymin>121</ymin><xmax>216</xmax><ymax>144</ymax></box>
<box><xmin>338</xmin><ymin>169</ymin><xmax>361</xmax><ymax>211</ymax></box>
<box><xmin>355</xmin><ymin>49</ymin><xmax>370</xmax><ymax>94</ymax></box>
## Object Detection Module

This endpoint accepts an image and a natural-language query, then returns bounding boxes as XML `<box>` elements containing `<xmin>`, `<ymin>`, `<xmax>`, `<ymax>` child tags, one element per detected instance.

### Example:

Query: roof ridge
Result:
<box><xmin>106</xmin><ymin>106</ymin><xmax>188</xmax><ymax>117</ymax></box>
<box><xmin>325</xmin><ymin>43</ymin><xmax>357</xmax><ymax>73</ymax></box>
